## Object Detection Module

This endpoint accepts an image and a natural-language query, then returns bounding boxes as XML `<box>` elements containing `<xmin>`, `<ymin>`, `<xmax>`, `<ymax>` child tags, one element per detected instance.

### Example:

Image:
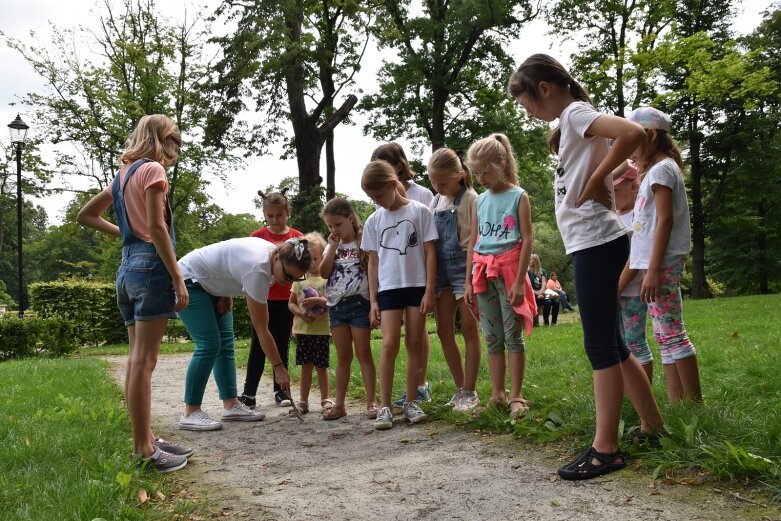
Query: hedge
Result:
<box><xmin>29</xmin><ymin>281</ymin><xmax>127</xmax><ymax>346</ymax></box>
<box><xmin>0</xmin><ymin>316</ymin><xmax>78</xmax><ymax>360</ymax></box>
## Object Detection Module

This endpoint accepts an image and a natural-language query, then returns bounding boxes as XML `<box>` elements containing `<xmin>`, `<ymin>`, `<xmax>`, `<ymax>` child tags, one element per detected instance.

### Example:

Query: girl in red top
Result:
<box><xmin>239</xmin><ymin>189</ymin><xmax>303</xmax><ymax>408</ymax></box>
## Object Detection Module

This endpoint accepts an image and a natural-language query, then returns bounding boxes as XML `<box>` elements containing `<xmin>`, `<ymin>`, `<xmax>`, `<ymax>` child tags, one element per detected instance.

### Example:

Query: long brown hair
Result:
<box><xmin>371</xmin><ymin>142</ymin><xmax>414</xmax><ymax>182</ymax></box>
<box><xmin>636</xmin><ymin>130</ymin><xmax>684</xmax><ymax>175</ymax></box>
<box><xmin>321</xmin><ymin>197</ymin><xmax>369</xmax><ymax>270</ymax></box>
<box><xmin>507</xmin><ymin>54</ymin><xmax>592</xmax><ymax>154</ymax></box>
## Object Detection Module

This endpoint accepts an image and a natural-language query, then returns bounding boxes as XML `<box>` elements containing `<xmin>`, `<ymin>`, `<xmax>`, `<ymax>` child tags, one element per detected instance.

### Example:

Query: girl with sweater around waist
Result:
<box><xmin>509</xmin><ymin>54</ymin><xmax>664</xmax><ymax>480</ymax></box>
<box><xmin>319</xmin><ymin>197</ymin><xmax>378</xmax><ymax>421</ymax></box>
<box><xmin>464</xmin><ymin>134</ymin><xmax>536</xmax><ymax>421</ymax></box>
<box><xmin>361</xmin><ymin>160</ymin><xmax>438</xmax><ymax>430</ymax></box>
<box><xmin>177</xmin><ymin>237</ymin><xmax>312</xmax><ymax>431</ymax></box>
<box><xmin>623</xmin><ymin>107</ymin><xmax>702</xmax><ymax>403</ymax></box>
<box><xmin>426</xmin><ymin>147</ymin><xmax>482</xmax><ymax>412</ymax></box>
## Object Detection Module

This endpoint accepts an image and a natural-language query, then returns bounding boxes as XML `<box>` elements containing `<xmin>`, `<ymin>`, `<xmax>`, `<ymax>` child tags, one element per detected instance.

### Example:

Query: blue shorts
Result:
<box><xmin>377</xmin><ymin>287</ymin><xmax>425</xmax><ymax>311</ymax></box>
<box><xmin>435</xmin><ymin>250</ymin><xmax>468</xmax><ymax>299</ymax></box>
<box><xmin>329</xmin><ymin>295</ymin><xmax>371</xmax><ymax>329</ymax></box>
<box><xmin>116</xmin><ymin>247</ymin><xmax>177</xmax><ymax>326</ymax></box>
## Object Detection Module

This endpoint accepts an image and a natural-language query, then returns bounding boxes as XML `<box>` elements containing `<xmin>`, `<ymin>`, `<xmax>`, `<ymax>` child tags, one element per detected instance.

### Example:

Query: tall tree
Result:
<box><xmin>207</xmin><ymin>0</ymin><xmax>369</xmax><ymax>199</ymax></box>
<box><xmin>363</xmin><ymin>0</ymin><xmax>540</xmax><ymax>152</ymax></box>
<box><xmin>4</xmin><ymin>0</ymin><xmax>236</xmax><ymax>256</ymax></box>
<box><xmin>547</xmin><ymin>0</ymin><xmax>675</xmax><ymax>115</ymax></box>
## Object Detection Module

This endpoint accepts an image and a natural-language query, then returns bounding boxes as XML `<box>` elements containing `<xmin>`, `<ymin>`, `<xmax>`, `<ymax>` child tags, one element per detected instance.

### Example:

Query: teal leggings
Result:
<box><xmin>180</xmin><ymin>282</ymin><xmax>237</xmax><ymax>405</ymax></box>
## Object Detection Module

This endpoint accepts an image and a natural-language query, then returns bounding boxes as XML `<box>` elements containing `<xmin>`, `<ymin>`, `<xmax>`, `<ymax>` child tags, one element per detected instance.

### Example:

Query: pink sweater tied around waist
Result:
<box><xmin>472</xmin><ymin>243</ymin><xmax>537</xmax><ymax>336</ymax></box>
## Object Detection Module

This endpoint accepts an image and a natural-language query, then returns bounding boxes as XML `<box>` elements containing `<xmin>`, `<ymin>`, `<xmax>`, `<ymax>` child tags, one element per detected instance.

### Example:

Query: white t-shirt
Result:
<box><xmin>179</xmin><ymin>237</ymin><xmax>275</xmax><ymax>303</ymax></box>
<box><xmin>324</xmin><ymin>240</ymin><xmax>370</xmax><ymax>305</ymax></box>
<box><xmin>405</xmin><ymin>181</ymin><xmax>434</xmax><ymax>206</ymax></box>
<box><xmin>618</xmin><ymin>211</ymin><xmax>642</xmax><ymax>297</ymax></box>
<box><xmin>630</xmin><ymin>158</ymin><xmax>691</xmax><ymax>269</ymax></box>
<box><xmin>361</xmin><ymin>200</ymin><xmax>438</xmax><ymax>292</ymax></box>
<box><xmin>556</xmin><ymin>101</ymin><xmax>629</xmax><ymax>254</ymax></box>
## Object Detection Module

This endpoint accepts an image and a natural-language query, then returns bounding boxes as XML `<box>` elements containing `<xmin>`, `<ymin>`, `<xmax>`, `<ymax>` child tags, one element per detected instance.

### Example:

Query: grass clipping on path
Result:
<box><xmin>0</xmin><ymin>358</ymin><xmax>203</xmax><ymax>521</ymax></box>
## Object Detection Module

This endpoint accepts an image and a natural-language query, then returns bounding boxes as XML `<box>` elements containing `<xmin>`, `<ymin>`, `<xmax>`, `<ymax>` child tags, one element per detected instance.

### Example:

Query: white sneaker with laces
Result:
<box><xmin>448</xmin><ymin>387</ymin><xmax>465</xmax><ymax>407</ymax></box>
<box><xmin>455</xmin><ymin>390</ymin><xmax>479</xmax><ymax>412</ymax></box>
<box><xmin>403</xmin><ymin>401</ymin><xmax>428</xmax><ymax>424</ymax></box>
<box><xmin>179</xmin><ymin>410</ymin><xmax>223</xmax><ymax>431</ymax></box>
<box><xmin>374</xmin><ymin>406</ymin><xmax>394</xmax><ymax>430</ymax></box>
<box><xmin>222</xmin><ymin>402</ymin><xmax>266</xmax><ymax>422</ymax></box>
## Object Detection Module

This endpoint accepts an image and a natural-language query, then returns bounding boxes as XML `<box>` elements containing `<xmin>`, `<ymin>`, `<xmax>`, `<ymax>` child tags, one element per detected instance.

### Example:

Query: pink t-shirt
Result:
<box><xmin>103</xmin><ymin>161</ymin><xmax>169</xmax><ymax>243</ymax></box>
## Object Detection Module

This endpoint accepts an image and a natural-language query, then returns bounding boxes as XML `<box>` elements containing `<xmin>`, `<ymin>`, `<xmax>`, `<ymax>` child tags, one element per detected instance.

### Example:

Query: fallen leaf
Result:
<box><xmin>137</xmin><ymin>488</ymin><xmax>148</xmax><ymax>504</ymax></box>
<box><xmin>154</xmin><ymin>491</ymin><xmax>166</xmax><ymax>502</ymax></box>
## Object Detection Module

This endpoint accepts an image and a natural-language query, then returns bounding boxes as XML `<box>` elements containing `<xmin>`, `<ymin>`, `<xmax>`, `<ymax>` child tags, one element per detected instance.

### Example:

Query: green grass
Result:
<box><xmin>64</xmin><ymin>294</ymin><xmax>781</xmax><ymax>498</ymax></box>
<box><xmin>0</xmin><ymin>358</ymin><xmax>210</xmax><ymax>521</ymax></box>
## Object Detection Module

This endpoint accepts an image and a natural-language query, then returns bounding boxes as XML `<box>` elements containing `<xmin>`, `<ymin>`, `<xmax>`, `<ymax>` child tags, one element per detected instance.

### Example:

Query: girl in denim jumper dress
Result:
<box><xmin>427</xmin><ymin>148</ymin><xmax>481</xmax><ymax>412</ymax></box>
<box><xmin>77</xmin><ymin>115</ymin><xmax>190</xmax><ymax>473</ymax></box>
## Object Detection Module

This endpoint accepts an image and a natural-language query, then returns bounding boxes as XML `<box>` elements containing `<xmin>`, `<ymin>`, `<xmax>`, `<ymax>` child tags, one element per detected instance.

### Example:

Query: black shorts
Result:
<box><xmin>377</xmin><ymin>286</ymin><xmax>426</xmax><ymax>311</ymax></box>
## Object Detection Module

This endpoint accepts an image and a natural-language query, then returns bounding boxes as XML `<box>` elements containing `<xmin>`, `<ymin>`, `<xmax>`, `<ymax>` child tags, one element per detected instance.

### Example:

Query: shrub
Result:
<box><xmin>0</xmin><ymin>316</ymin><xmax>78</xmax><ymax>360</ymax></box>
<box><xmin>29</xmin><ymin>281</ymin><xmax>127</xmax><ymax>346</ymax></box>
<box><xmin>233</xmin><ymin>296</ymin><xmax>251</xmax><ymax>339</ymax></box>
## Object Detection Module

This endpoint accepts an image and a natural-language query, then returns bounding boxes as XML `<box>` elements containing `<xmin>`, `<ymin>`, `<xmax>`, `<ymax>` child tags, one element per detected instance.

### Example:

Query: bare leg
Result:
<box><xmin>487</xmin><ymin>352</ymin><xmax>506</xmax><ymax>403</ymax></box>
<box><xmin>591</xmin><ymin>364</ymin><xmax>624</xmax><ymax>455</ymax></box>
<box><xmin>675</xmin><ymin>355</ymin><xmax>703</xmax><ymax>402</ymax></box>
<box><xmin>128</xmin><ymin>318</ymin><xmax>168</xmax><ymax>457</ymax></box>
<box><xmin>641</xmin><ymin>361</ymin><xmax>653</xmax><ymax>384</ymax></box>
<box><xmin>352</xmin><ymin>327</ymin><xmax>377</xmax><ymax>408</ymax></box>
<box><xmin>435</xmin><ymin>290</ymin><xmax>465</xmax><ymax>389</ymax></box>
<box><xmin>622</xmin><ymin>356</ymin><xmax>665</xmax><ymax>432</ymax></box>
<box><xmin>419</xmin><ymin>323</ymin><xmax>431</xmax><ymax>387</ymax></box>
<box><xmin>316</xmin><ymin>366</ymin><xmax>329</xmax><ymax>402</ymax></box>
<box><xmin>299</xmin><ymin>364</ymin><xmax>314</xmax><ymax>403</ymax></box>
<box><xmin>458</xmin><ymin>298</ymin><xmax>481</xmax><ymax>392</ymax></box>
<box><xmin>403</xmin><ymin>307</ymin><xmax>426</xmax><ymax>402</ymax></box>
<box><xmin>331</xmin><ymin>326</ymin><xmax>354</xmax><ymax>411</ymax></box>
<box><xmin>508</xmin><ymin>351</ymin><xmax>526</xmax><ymax>402</ymax></box>
<box><xmin>379</xmin><ymin>310</ymin><xmax>403</xmax><ymax>407</ymax></box>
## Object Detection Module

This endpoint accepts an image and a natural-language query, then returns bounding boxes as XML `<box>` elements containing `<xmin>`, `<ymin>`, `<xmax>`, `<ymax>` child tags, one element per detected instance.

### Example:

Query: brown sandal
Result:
<box><xmin>322</xmin><ymin>404</ymin><xmax>347</xmax><ymax>421</ymax></box>
<box><xmin>508</xmin><ymin>398</ymin><xmax>530</xmax><ymax>420</ymax></box>
<box><xmin>366</xmin><ymin>402</ymin><xmax>379</xmax><ymax>419</ymax></box>
<box><xmin>289</xmin><ymin>400</ymin><xmax>308</xmax><ymax>416</ymax></box>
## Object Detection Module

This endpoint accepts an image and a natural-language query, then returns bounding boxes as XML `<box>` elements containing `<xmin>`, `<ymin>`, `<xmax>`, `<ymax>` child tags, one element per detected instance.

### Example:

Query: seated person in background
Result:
<box><xmin>528</xmin><ymin>253</ymin><xmax>560</xmax><ymax>326</ymax></box>
<box><xmin>546</xmin><ymin>272</ymin><xmax>575</xmax><ymax>312</ymax></box>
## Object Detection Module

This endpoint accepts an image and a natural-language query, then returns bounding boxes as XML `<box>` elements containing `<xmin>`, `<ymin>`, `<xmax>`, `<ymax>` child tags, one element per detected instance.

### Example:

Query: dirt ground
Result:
<box><xmin>105</xmin><ymin>354</ymin><xmax>779</xmax><ymax>521</ymax></box>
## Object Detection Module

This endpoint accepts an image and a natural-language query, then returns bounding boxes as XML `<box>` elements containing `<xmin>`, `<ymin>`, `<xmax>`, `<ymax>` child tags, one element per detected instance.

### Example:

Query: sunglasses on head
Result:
<box><xmin>281</xmin><ymin>262</ymin><xmax>306</xmax><ymax>283</ymax></box>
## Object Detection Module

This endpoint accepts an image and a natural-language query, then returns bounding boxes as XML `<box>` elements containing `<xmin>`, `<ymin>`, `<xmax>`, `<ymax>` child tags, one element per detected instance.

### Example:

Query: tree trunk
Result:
<box><xmin>430</xmin><ymin>87</ymin><xmax>448</xmax><ymax>151</ymax></box>
<box><xmin>687</xmin><ymin>112</ymin><xmax>710</xmax><ymax>298</ymax></box>
<box><xmin>757</xmin><ymin>202</ymin><xmax>768</xmax><ymax>294</ymax></box>
<box><xmin>326</xmin><ymin>130</ymin><xmax>335</xmax><ymax>200</ymax></box>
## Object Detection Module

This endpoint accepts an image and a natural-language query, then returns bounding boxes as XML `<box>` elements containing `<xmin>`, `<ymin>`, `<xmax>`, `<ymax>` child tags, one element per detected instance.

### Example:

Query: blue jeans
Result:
<box><xmin>179</xmin><ymin>282</ymin><xmax>238</xmax><ymax>405</ymax></box>
<box><xmin>116</xmin><ymin>243</ymin><xmax>177</xmax><ymax>326</ymax></box>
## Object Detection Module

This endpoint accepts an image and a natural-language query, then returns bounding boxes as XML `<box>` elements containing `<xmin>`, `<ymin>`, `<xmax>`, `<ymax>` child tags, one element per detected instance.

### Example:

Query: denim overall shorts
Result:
<box><xmin>433</xmin><ymin>186</ymin><xmax>468</xmax><ymax>297</ymax></box>
<box><xmin>113</xmin><ymin>159</ymin><xmax>178</xmax><ymax>325</ymax></box>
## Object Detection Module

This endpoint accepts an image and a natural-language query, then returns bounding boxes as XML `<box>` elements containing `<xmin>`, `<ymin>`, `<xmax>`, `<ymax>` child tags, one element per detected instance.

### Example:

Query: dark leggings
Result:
<box><xmin>242</xmin><ymin>300</ymin><xmax>293</xmax><ymax>396</ymax></box>
<box><xmin>535</xmin><ymin>296</ymin><xmax>560</xmax><ymax>325</ymax></box>
<box><xmin>573</xmin><ymin>235</ymin><xmax>631</xmax><ymax>370</ymax></box>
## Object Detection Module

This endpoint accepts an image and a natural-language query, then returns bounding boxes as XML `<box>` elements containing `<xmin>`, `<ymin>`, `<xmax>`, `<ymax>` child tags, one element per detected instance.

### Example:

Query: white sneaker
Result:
<box><xmin>455</xmin><ymin>390</ymin><xmax>479</xmax><ymax>412</ymax></box>
<box><xmin>448</xmin><ymin>387</ymin><xmax>465</xmax><ymax>407</ymax></box>
<box><xmin>222</xmin><ymin>402</ymin><xmax>266</xmax><ymax>422</ymax></box>
<box><xmin>179</xmin><ymin>410</ymin><xmax>223</xmax><ymax>431</ymax></box>
<box><xmin>403</xmin><ymin>401</ymin><xmax>428</xmax><ymax>424</ymax></box>
<box><xmin>374</xmin><ymin>406</ymin><xmax>394</xmax><ymax>430</ymax></box>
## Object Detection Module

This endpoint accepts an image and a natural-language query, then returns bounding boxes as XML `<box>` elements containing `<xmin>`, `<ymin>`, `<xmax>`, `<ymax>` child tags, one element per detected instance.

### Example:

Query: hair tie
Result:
<box><xmin>287</xmin><ymin>238</ymin><xmax>305</xmax><ymax>260</ymax></box>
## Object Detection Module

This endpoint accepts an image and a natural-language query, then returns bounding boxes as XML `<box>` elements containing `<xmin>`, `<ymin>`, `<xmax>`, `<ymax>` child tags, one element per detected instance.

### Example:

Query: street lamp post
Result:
<box><xmin>8</xmin><ymin>114</ymin><xmax>29</xmax><ymax>318</ymax></box>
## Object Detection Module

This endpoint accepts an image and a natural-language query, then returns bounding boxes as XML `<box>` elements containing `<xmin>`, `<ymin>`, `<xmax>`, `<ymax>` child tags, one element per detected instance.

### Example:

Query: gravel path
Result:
<box><xmin>104</xmin><ymin>353</ymin><xmax>775</xmax><ymax>521</ymax></box>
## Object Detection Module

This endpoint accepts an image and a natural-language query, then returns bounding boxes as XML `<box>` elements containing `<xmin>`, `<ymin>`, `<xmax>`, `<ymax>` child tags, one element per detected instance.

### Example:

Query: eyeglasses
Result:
<box><xmin>281</xmin><ymin>262</ymin><xmax>306</xmax><ymax>283</ymax></box>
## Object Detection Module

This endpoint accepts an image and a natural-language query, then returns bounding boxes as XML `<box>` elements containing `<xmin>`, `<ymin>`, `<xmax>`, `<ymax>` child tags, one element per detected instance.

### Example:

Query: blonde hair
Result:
<box><xmin>428</xmin><ymin>147</ymin><xmax>472</xmax><ymax>188</ymax></box>
<box><xmin>321</xmin><ymin>197</ymin><xmax>369</xmax><ymax>270</ymax></box>
<box><xmin>361</xmin><ymin>160</ymin><xmax>407</xmax><ymax>199</ymax></box>
<box><xmin>371</xmin><ymin>142</ymin><xmax>414</xmax><ymax>182</ymax></box>
<box><xmin>121</xmin><ymin>114</ymin><xmax>181</xmax><ymax>167</ymax></box>
<box><xmin>303</xmin><ymin>231</ymin><xmax>326</xmax><ymax>251</ymax></box>
<box><xmin>528</xmin><ymin>253</ymin><xmax>541</xmax><ymax>275</ymax></box>
<box><xmin>466</xmin><ymin>133</ymin><xmax>519</xmax><ymax>186</ymax></box>
<box><xmin>258</xmin><ymin>188</ymin><xmax>292</xmax><ymax>215</ymax></box>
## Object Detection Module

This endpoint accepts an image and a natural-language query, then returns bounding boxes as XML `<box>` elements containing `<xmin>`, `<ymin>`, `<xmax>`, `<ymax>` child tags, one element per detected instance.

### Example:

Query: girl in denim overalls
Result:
<box><xmin>77</xmin><ymin>114</ymin><xmax>190</xmax><ymax>473</ymax></box>
<box><xmin>427</xmin><ymin>148</ymin><xmax>481</xmax><ymax>412</ymax></box>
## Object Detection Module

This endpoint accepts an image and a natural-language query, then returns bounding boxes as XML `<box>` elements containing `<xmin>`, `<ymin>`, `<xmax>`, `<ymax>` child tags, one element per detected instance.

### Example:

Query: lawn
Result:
<box><xmin>19</xmin><ymin>292</ymin><xmax>781</xmax><ymax>513</ymax></box>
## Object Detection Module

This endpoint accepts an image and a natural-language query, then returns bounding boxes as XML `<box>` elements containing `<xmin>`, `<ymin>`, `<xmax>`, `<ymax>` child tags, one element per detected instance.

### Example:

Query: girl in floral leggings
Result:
<box><xmin>621</xmin><ymin>107</ymin><xmax>702</xmax><ymax>403</ymax></box>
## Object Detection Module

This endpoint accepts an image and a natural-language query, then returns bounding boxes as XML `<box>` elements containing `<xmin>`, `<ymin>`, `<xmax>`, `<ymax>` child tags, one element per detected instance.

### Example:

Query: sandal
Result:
<box><xmin>289</xmin><ymin>400</ymin><xmax>308</xmax><ymax>416</ymax></box>
<box><xmin>624</xmin><ymin>426</ymin><xmax>665</xmax><ymax>448</ymax></box>
<box><xmin>366</xmin><ymin>402</ymin><xmax>379</xmax><ymax>419</ymax></box>
<box><xmin>322</xmin><ymin>405</ymin><xmax>347</xmax><ymax>421</ymax></box>
<box><xmin>557</xmin><ymin>447</ymin><xmax>627</xmax><ymax>481</ymax></box>
<box><xmin>508</xmin><ymin>398</ymin><xmax>530</xmax><ymax>420</ymax></box>
<box><xmin>320</xmin><ymin>399</ymin><xmax>335</xmax><ymax>413</ymax></box>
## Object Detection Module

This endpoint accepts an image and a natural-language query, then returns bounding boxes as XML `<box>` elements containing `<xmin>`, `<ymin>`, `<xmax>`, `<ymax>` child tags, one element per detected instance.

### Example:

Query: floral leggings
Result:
<box><xmin>619</xmin><ymin>257</ymin><xmax>696</xmax><ymax>365</ymax></box>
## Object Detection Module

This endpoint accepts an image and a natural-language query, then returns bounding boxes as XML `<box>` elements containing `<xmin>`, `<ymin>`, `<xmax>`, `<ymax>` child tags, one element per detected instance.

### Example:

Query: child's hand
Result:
<box><xmin>641</xmin><ymin>269</ymin><xmax>661</xmax><ymax>303</ymax></box>
<box><xmin>577</xmin><ymin>176</ymin><xmax>612</xmax><ymax>209</ymax></box>
<box><xmin>215</xmin><ymin>296</ymin><xmax>233</xmax><ymax>315</ymax></box>
<box><xmin>173</xmin><ymin>277</ymin><xmax>189</xmax><ymax>312</ymax></box>
<box><xmin>508</xmin><ymin>282</ymin><xmax>525</xmax><ymax>307</ymax></box>
<box><xmin>370</xmin><ymin>301</ymin><xmax>381</xmax><ymax>328</ymax></box>
<box><xmin>273</xmin><ymin>365</ymin><xmax>291</xmax><ymax>396</ymax></box>
<box><xmin>464</xmin><ymin>283</ymin><xmax>474</xmax><ymax>307</ymax></box>
<box><xmin>300</xmin><ymin>312</ymin><xmax>316</xmax><ymax>323</ymax></box>
<box><xmin>327</xmin><ymin>233</ymin><xmax>340</xmax><ymax>247</ymax></box>
<box><xmin>419</xmin><ymin>290</ymin><xmax>435</xmax><ymax>314</ymax></box>
<box><xmin>300</xmin><ymin>297</ymin><xmax>318</xmax><ymax>310</ymax></box>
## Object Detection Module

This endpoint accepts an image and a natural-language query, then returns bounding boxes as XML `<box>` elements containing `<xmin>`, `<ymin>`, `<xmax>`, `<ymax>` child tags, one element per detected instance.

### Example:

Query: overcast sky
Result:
<box><xmin>0</xmin><ymin>0</ymin><xmax>774</xmax><ymax>225</ymax></box>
